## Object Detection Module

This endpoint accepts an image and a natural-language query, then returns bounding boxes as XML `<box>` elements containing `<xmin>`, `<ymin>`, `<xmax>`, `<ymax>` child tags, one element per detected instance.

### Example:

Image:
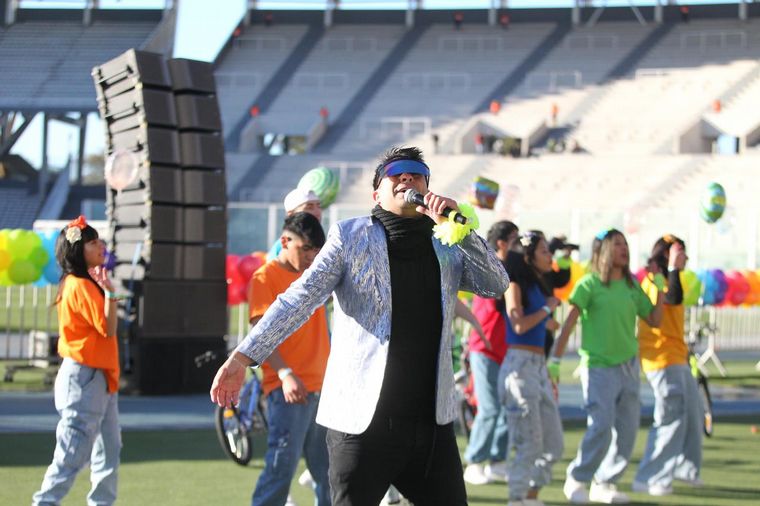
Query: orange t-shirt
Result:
<box><xmin>57</xmin><ymin>275</ymin><xmax>120</xmax><ymax>393</ymax></box>
<box><xmin>638</xmin><ymin>275</ymin><xmax>687</xmax><ymax>373</ymax></box>
<box><xmin>248</xmin><ymin>260</ymin><xmax>330</xmax><ymax>395</ymax></box>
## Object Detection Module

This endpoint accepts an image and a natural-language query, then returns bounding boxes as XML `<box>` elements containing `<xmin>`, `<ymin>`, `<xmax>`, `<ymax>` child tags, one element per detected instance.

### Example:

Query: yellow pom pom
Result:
<box><xmin>433</xmin><ymin>203</ymin><xmax>479</xmax><ymax>246</ymax></box>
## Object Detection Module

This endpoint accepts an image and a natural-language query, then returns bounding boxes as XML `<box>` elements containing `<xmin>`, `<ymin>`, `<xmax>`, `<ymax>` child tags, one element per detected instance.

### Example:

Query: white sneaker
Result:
<box><xmin>632</xmin><ymin>480</ymin><xmax>673</xmax><ymax>496</ymax></box>
<box><xmin>675</xmin><ymin>476</ymin><xmax>704</xmax><ymax>487</ymax></box>
<box><xmin>589</xmin><ymin>482</ymin><xmax>630</xmax><ymax>504</ymax></box>
<box><xmin>285</xmin><ymin>494</ymin><xmax>297</xmax><ymax>506</ymax></box>
<box><xmin>563</xmin><ymin>476</ymin><xmax>590</xmax><ymax>504</ymax></box>
<box><xmin>463</xmin><ymin>462</ymin><xmax>490</xmax><ymax>485</ymax></box>
<box><xmin>485</xmin><ymin>460</ymin><xmax>509</xmax><ymax>482</ymax></box>
<box><xmin>297</xmin><ymin>469</ymin><xmax>314</xmax><ymax>488</ymax></box>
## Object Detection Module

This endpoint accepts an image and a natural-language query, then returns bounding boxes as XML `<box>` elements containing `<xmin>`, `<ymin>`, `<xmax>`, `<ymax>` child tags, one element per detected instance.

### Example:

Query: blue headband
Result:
<box><xmin>595</xmin><ymin>228</ymin><xmax>613</xmax><ymax>241</ymax></box>
<box><xmin>382</xmin><ymin>159</ymin><xmax>430</xmax><ymax>178</ymax></box>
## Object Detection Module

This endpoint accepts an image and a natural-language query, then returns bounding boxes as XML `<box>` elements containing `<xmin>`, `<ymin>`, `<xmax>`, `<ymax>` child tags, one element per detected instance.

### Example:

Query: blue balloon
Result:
<box><xmin>43</xmin><ymin>261</ymin><xmax>61</xmax><ymax>285</ymax></box>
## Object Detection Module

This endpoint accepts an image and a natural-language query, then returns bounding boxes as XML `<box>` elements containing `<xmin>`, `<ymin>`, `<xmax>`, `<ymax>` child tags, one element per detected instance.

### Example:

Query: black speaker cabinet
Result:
<box><xmin>112</xmin><ymin>204</ymin><xmax>183</xmax><ymax>242</ymax></box>
<box><xmin>109</xmin><ymin>165</ymin><xmax>184</xmax><ymax>205</ymax></box>
<box><xmin>175</xmin><ymin>94</ymin><xmax>222</xmax><ymax>132</ymax></box>
<box><xmin>184</xmin><ymin>170</ymin><xmax>226</xmax><ymax>206</ymax></box>
<box><xmin>92</xmin><ymin>49</ymin><xmax>171</xmax><ymax>101</ymax></box>
<box><xmin>121</xmin><ymin>337</ymin><xmax>228</xmax><ymax>395</ymax></box>
<box><xmin>168</xmin><ymin>58</ymin><xmax>217</xmax><ymax>94</ymax></box>
<box><xmin>99</xmin><ymin>88</ymin><xmax>178</xmax><ymax>133</ymax></box>
<box><xmin>128</xmin><ymin>280</ymin><xmax>227</xmax><ymax>337</ymax></box>
<box><xmin>113</xmin><ymin>243</ymin><xmax>224</xmax><ymax>282</ymax></box>
<box><xmin>109</xmin><ymin>126</ymin><xmax>180</xmax><ymax>166</ymax></box>
<box><xmin>114</xmin><ymin>242</ymin><xmax>183</xmax><ymax>280</ymax></box>
<box><xmin>179</xmin><ymin>132</ymin><xmax>225</xmax><ymax>169</ymax></box>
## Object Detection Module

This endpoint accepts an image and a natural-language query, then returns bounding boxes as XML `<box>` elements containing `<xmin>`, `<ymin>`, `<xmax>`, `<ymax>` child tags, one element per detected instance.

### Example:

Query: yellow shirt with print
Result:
<box><xmin>638</xmin><ymin>274</ymin><xmax>688</xmax><ymax>373</ymax></box>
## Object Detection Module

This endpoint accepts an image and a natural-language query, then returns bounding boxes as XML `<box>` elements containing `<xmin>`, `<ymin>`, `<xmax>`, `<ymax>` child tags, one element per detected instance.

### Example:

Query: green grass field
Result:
<box><xmin>2</xmin><ymin>421</ymin><xmax>759</xmax><ymax>506</ymax></box>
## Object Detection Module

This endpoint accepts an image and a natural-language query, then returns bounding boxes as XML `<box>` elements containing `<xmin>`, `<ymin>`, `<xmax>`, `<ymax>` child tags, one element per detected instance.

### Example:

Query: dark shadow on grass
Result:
<box><xmin>0</xmin><ymin>430</ymin><xmax>267</xmax><ymax>466</ymax></box>
<box><xmin>675</xmin><ymin>485</ymin><xmax>760</xmax><ymax>500</ymax></box>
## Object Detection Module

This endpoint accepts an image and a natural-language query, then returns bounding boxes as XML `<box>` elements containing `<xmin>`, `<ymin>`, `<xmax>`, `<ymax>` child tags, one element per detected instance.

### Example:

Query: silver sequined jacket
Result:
<box><xmin>236</xmin><ymin>215</ymin><xmax>509</xmax><ymax>434</ymax></box>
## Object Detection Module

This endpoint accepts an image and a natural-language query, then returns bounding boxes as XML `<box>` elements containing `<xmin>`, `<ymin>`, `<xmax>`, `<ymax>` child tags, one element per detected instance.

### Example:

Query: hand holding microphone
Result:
<box><xmin>404</xmin><ymin>189</ymin><xmax>468</xmax><ymax>225</ymax></box>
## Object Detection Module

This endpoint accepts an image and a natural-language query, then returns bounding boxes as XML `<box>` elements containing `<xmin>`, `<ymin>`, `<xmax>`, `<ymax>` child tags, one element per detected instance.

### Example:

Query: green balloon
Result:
<box><xmin>8</xmin><ymin>229</ymin><xmax>43</xmax><ymax>261</ymax></box>
<box><xmin>7</xmin><ymin>259</ymin><xmax>41</xmax><ymax>285</ymax></box>
<box><xmin>29</xmin><ymin>246</ymin><xmax>49</xmax><ymax>269</ymax></box>
<box><xmin>681</xmin><ymin>270</ymin><xmax>702</xmax><ymax>307</ymax></box>
<box><xmin>298</xmin><ymin>167</ymin><xmax>340</xmax><ymax>209</ymax></box>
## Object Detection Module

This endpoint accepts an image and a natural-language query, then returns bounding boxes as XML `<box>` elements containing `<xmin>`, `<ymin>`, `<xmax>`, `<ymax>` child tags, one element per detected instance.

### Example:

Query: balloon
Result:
<box><xmin>700</xmin><ymin>269</ymin><xmax>727</xmax><ymax>306</ymax></box>
<box><xmin>8</xmin><ymin>229</ymin><xmax>42</xmax><ymax>260</ymax></box>
<box><xmin>0</xmin><ymin>249</ymin><xmax>9</xmax><ymax>272</ymax></box>
<box><xmin>681</xmin><ymin>270</ymin><xmax>702</xmax><ymax>307</ymax></box>
<box><xmin>634</xmin><ymin>267</ymin><xmax>647</xmax><ymax>284</ymax></box>
<box><xmin>105</xmin><ymin>149</ymin><xmax>139</xmax><ymax>191</ymax></box>
<box><xmin>298</xmin><ymin>167</ymin><xmax>340</xmax><ymax>209</ymax></box>
<box><xmin>0</xmin><ymin>270</ymin><xmax>11</xmax><ymax>286</ymax></box>
<box><xmin>725</xmin><ymin>271</ymin><xmax>750</xmax><ymax>306</ymax></box>
<box><xmin>237</xmin><ymin>254</ymin><xmax>264</xmax><ymax>282</ymax></box>
<box><xmin>467</xmin><ymin>176</ymin><xmax>499</xmax><ymax>210</ymax></box>
<box><xmin>744</xmin><ymin>271</ymin><xmax>760</xmax><ymax>305</ymax></box>
<box><xmin>0</xmin><ymin>229</ymin><xmax>8</xmax><ymax>250</ymax></box>
<box><xmin>227</xmin><ymin>281</ymin><xmax>246</xmax><ymax>305</ymax></box>
<box><xmin>43</xmin><ymin>261</ymin><xmax>62</xmax><ymax>285</ymax></box>
<box><xmin>28</xmin><ymin>246</ymin><xmax>49</xmax><ymax>269</ymax></box>
<box><xmin>7</xmin><ymin>259</ymin><xmax>41</xmax><ymax>285</ymax></box>
<box><xmin>700</xmin><ymin>182</ymin><xmax>726</xmax><ymax>224</ymax></box>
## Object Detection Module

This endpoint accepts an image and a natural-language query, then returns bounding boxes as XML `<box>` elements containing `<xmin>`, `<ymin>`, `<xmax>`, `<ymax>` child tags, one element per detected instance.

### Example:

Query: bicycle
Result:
<box><xmin>687</xmin><ymin>322</ymin><xmax>715</xmax><ymax>438</ymax></box>
<box><xmin>453</xmin><ymin>343</ymin><xmax>478</xmax><ymax>439</ymax></box>
<box><xmin>214</xmin><ymin>370</ymin><xmax>268</xmax><ymax>465</ymax></box>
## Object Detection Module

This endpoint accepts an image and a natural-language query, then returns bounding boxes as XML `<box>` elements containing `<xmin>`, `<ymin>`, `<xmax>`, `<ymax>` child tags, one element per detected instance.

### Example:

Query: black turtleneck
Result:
<box><xmin>371</xmin><ymin>206</ymin><xmax>442</xmax><ymax>420</ymax></box>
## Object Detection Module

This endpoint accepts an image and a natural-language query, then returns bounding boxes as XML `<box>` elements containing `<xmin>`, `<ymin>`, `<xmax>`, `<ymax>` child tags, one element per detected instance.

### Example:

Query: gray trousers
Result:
<box><xmin>501</xmin><ymin>349</ymin><xmax>564</xmax><ymax>500</ymax></box>
<box><xmin>567</xmin><ymin>357</ymin><xmax>640</xmax><ymax>485</ymax></box>
<box><xmin>635</xmin><ymin>364</ymin><xmax>702</xmax><ymax>487</ymax></box>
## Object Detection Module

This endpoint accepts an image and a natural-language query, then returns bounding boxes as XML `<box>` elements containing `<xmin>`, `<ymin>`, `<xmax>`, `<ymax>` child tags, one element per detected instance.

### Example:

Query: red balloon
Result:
<box><xmin>634</xmin><ymin>267</ymin><xmax>647</xmax><ymax>284</ymax></box>
<box><xmin>227</xmin><ymin>281</ymin><xmax>246</xmax><ymax>305</ymax></box>
<box><xmin>237</xmin><ymin>254</ymin><xmax>264</xmax><ymax>282</ymax></box>
<box><xmin>726</xmin><ymin>271</ymin><xmax>750</xmax><ymax>306</ymax></box>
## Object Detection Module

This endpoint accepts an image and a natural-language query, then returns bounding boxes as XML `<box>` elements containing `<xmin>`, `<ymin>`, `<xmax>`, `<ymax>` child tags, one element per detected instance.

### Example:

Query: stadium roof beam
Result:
<box><xmin>0</xmin><ymin>112</ymin><xmax>33</xmax><ymax>158</ymax></box>
<box><xmin>582</xmin><ymin>0</ymin><xmax>647</xmax><ymax>28</ymax></box>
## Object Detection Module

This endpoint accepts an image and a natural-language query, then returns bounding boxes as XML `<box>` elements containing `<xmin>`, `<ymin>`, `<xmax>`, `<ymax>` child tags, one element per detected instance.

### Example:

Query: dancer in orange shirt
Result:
<box><xmin>33</xmin><ymin>216</ymin><xmax>121</xmax><ymax>506</ymax></box>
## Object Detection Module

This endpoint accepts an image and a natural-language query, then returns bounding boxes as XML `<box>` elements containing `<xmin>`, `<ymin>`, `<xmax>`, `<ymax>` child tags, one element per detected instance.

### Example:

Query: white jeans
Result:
<box><xmin>33</xmin><ymin>358</ymin><xmax>121</xmax><ymax>506</ymax></box>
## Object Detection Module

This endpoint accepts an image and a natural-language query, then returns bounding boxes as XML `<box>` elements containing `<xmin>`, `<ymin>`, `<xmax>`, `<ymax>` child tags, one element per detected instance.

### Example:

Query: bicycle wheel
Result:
<box><xmin>458</xmin><ymin>400</ymin><xmax>476</xmax><ymax>439</ymax></box>
<box><xmin>214</xmin><ymin>405</ymin><xmax>253</xmax><ymax>465</ymax></box>
<box><xmin>698</xmin><ymin>377</ymin><xmax>714</xmax><ymax>438</ymax></box>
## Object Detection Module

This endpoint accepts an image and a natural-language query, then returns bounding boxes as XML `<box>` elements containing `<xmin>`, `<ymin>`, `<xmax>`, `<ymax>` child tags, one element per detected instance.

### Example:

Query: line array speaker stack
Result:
<box><xmin>92</xmin><ymin>49</ymin><xmax>228</xmax><ymax>395</ymax></box>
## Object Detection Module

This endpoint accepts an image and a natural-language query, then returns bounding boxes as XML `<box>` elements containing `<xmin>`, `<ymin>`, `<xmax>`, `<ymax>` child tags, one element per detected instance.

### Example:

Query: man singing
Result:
<box><xmin>211</xmin><ymin>146</ymin><xmax>509</xmax><ymax>505</ymax></box>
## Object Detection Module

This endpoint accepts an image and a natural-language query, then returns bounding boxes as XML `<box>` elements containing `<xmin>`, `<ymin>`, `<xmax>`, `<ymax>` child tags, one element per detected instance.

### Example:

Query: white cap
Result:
<box><xmin>283</xmin><ymin>188</ymin><xmax>320</xmax><ymax>213</ymax></box>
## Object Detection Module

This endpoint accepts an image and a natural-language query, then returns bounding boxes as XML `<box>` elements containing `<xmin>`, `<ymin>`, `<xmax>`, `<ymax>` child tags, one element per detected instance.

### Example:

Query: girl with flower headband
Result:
<box><xmin>33</xmin><ymin>216</ymin><xmax>121</xmax><ymax>506</ymax></box>
<box><xmin>632</xmin><ymin>234</ymin><xmax>703</xmax><ymax>496</ymax></box>
<box><xmin>552</xmin><ymin>228</ymin><xmax>664</xmax><ymax>504</ymax></box>
<box><xmin>499</xmin><ymin>231</ymin><xmax>564</xmax><ymax>506</ymax></box>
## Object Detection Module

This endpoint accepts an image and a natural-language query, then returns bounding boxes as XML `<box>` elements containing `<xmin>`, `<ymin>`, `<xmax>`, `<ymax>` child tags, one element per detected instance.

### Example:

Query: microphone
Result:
<box><xmin>404</xmin><ymin>189</ymin><xmax>468</xmax><ymax>225</ymax></box>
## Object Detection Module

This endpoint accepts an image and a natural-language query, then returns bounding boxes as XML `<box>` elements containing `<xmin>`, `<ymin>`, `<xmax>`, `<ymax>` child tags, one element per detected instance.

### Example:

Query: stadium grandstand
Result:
<box><xmin>0</xmin><ymin>0</ymin><xmax>174</xmax><ymax>229</ymax></box>
<box><xmin>1</xmin><ymin>0</ymin><xmax>759</xmax><ymax>270</ymax></box>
